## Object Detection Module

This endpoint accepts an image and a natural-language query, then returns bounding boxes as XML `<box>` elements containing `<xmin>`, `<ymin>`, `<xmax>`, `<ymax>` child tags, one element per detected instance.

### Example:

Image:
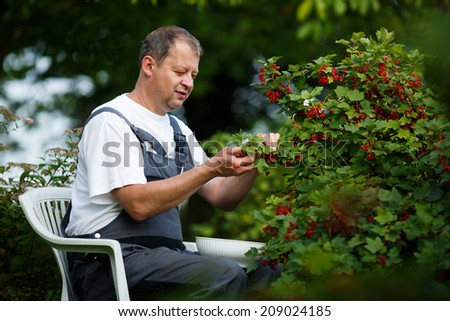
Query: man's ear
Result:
<box><xmin>141</xmin><ymin>55</ymin><xmax>155</xmax><ymax>76</ymax></box>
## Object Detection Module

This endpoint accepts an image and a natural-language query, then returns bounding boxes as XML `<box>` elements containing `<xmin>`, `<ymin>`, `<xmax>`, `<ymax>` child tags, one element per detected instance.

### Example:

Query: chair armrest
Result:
<box><xmin>183</xmin><ymin>241</ymin><xmax>198</xmax><ymax>252</ymax></box>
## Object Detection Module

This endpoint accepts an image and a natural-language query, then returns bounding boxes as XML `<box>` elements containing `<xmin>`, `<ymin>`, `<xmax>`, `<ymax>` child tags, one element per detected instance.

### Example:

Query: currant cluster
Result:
<box><xmin>360</xmin><ymin>142</ymin><xmax>377</xmax><ymax>160</ymax></box>
<box><xmin>276</xmin><ymin>204</ymin><xmax>292</xmax><ymax>216</ymax></box>
<box><xmin>376</xmin><ymin>255</ymin><xmax>387</xmax><ymax>268</ymax></box>
<box><xmin>260</xmin><ymin>151</ymin><xmax>278</xmax><ymax>164</ymax></box>
<box><xmin>258</xmin><ymin>63</ymin><xmax>280</xmax><ymax>83</ymax></box>
<box><xmin>284</xmin><ymin>221</ymin><xmax>299</xmax><ymax>241</ymax></box>
<box><xmin>265</xmin><ymin>90</ymin><xmax>281</xmax><ymax>103</ymax></box>
<box><xmin>305</xmin><ymin>103</ymin><xmax>327</xmax><ymax>119</ymax></box>
<box><xmin>317</xmin><ymin>64</ymin><xmax>345</xmax><ymax>85</ymax></box>
<box><xmin>397</xmin><ymin>210</ymin><xmax>411</xmax><ymax>222</ymax></box>
<box><xmin>322</xmin><ymin>213</ymin><xmax>355</xmax><ymax>236</ymax></box>
<box><xmin>304</xmin><ymin>220</ymin><xmax>318</xmax><ymax>239</ymax></box>
<box><xmin>260</xmin><ymin>257</ymin><xmax>279</xmax><ymax>270</ymax></box>
<box><xmin>262</xmin><ymin>224</ymin><xmax>279</xmax><ymax>237</ymax></box>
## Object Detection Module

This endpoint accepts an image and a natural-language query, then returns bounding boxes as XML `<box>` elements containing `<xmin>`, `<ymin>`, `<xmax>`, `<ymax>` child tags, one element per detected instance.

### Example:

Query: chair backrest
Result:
<box><xmin>20</xmin><ymin>187</ymin><xmax>72</xmax><ymax>237</ymax></box>
<box><xmin>20</xmin><ymin>187</ymin><xmax>130</xmax><ymax>301</ymax></box>
<box><xmin>19</xmin><ymin>187</ymin><xmax>75</xmax><ymax>300</ymax></box>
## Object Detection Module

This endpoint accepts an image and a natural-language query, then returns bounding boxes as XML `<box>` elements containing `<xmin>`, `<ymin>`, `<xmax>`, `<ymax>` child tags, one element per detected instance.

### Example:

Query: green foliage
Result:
<box><xmin>0</xmin><ymin>107</ymin><xmax>80</xmax><ymax>300</ymax></box>
<box><xmin>293</xmin><ymin>0</ymin><xmax>445</xmax><ymax>42</ymax></box>
<box><xmin>190</xmin><ymin>131</ymin><xmax>290</xmax><ymax>241</ymax></box>
<box><xmin>3</xmin><ymin>0</ymin><xmax>449</xmax><ymax>143</ymax></box>
<box><xmin>241</xmin><ymin>28</ymin><xmax>450</xmax><ymax>299</ymax></box>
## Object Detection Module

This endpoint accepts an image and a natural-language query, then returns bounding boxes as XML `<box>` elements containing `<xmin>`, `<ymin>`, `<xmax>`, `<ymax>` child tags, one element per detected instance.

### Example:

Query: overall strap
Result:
<box><xmin>168</xmin><ymin>115</ymin><xmax>195</xmax><ymax>172</ymax></box>
<box><xmin>86</xmin><ymin>107</ymin><xmax>168</xmax><ymax>155</ymax></box>
<box><xmin>87</xmin><ymin>108</ymin><xmax>183</xmax><ymax>136</ymax></box>
<box><xmin>168</xmin><ymin>114</ymin><xmax>182</xmax><ymax>134</ymax></box>
<box><xmin>84</xmin><ymin>107</ymin><xmax>134</xmax><ymax>129</ymax></box>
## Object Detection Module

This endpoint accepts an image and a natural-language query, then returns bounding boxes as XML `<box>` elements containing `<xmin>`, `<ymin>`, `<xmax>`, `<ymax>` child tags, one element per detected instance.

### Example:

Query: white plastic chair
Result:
<box><xmin>19</xmin><ymin>187</ymin><xmax>130</xmax><ymax>300</ymax></box>
<box><xmin>19</xmin><ymin>186</ymin><xmax>198</xmax><ymax>300</ymax></box>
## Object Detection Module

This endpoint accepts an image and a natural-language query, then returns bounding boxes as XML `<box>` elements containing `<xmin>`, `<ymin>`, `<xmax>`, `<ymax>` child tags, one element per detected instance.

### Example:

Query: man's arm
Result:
<box><xmin>197</xmin><ymin>169</ymin><xmax>259</xmax><ymax>211</ymax></box>
<box><xmin>197</xmin><ymin>132</ymin><xmax>279</xmax><ymax>211</ymax></box>
<box><xmin>111</xmin><ymin>145</ymin><xmax>256</xmax><ymax>221</ymax></box>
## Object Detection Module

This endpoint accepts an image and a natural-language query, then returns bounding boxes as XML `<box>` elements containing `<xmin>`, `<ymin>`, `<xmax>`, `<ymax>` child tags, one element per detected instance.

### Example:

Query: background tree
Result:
<box><xmin>2</xmin><ymin>0</ymin><xmax>449</xmax><ymax>140</ymax></box>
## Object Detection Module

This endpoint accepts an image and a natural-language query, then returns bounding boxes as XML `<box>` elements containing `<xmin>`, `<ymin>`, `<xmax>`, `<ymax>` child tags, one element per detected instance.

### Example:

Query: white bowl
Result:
<box><xmin>195</xmin><ymin>236</ymin><xmax>265</xmax><ymax>268</ymax></box>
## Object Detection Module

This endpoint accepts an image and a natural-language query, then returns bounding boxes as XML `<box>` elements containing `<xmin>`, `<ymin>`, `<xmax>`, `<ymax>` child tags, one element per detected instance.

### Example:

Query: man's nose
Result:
<box><xmin>181</xmin><ymin>76</ymin><xmax>194</xmax><ymax>88</ymax></box>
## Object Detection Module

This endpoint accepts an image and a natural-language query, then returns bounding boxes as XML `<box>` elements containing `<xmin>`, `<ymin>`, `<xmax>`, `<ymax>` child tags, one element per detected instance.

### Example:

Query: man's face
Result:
<box><xmin>149</xmin><ymin>40</ymin><xmax>200</xmax><ymax>114</ymax></box>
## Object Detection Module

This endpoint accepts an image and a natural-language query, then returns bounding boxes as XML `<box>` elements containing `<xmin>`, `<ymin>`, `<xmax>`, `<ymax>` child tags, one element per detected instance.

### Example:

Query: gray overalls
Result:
<box><xmin>64</xmin><ymin>107</ymin><xmax>280</xmax><ymax>300</ymax></box>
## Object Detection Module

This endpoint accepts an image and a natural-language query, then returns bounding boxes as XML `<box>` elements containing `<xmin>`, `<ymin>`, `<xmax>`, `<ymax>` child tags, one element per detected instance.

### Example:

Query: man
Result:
<box><xmin>64</xmin><ymin>25</ymin><xmax>280</xmax><ymax>300</ymax></box>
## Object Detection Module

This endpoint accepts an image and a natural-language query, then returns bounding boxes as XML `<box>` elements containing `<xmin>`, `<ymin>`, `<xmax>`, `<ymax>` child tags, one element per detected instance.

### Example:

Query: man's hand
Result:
<box><xmin>204</xmin><ymin>145</ymin><xmax>256</xmax><ymax>177</ymax></box>
<box><xmin>197</xmin><ymin>132</ymin><xmax>279</xmax><ymax>211</ymax></box>
<box><xmin>257</xmin><ymin>132</ymin><xmax>280</xmax><ymax>151</ymax></box>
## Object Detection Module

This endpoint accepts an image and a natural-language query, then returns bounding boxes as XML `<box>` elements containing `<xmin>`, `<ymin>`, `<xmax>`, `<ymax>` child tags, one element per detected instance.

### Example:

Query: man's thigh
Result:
<box><xmin>122</xmin><ymin>244</ymin><xmax>247</xmax><ymax>300</ymax></box>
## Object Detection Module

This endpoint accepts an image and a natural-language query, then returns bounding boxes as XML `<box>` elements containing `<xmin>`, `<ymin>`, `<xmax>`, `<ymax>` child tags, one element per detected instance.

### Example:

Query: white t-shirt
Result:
<box><xmin>66</xmin><ymin>93</ymin><xmax>208</xmax><ymax>236</ymax></box>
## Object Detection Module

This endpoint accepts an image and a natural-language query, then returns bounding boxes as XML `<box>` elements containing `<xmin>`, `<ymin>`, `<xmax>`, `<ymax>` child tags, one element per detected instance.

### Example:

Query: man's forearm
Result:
<box><xmin>112</xmin><ymin>164</ymin><xmax>217</xmax><ymax>220</ymax></box>
<box><xmin>199</xmin><ymin>168</ymin><xmax>259</xmax><ymax>211</ymax></box>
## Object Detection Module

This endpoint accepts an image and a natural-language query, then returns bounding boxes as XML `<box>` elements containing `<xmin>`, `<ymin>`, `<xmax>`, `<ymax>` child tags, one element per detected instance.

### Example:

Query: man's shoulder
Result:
<box><xmin>93</xmin><ymin>94</ymin><xmax>129</xmax><ymax>114</ymax></box>
<box><xmin>86</xmin><ymin>94</ymin><xmax>136</xmax><ymax>124</ymax></box>
<box><xmin>86</xmin><ymin>107</ymin><xmax>129</xmax><ymax>128</ymax></box>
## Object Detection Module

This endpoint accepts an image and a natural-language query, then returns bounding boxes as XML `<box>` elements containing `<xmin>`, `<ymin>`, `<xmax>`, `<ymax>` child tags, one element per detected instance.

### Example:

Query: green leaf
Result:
<box><xmin>344</xmin><ymin>123</ymin><xmax>359</xmax><ymax>132</ymax></box>
<box><xmin>296</xmin><ymin>0</ymin><xmax>313</xmax><ymax>21</ymax></box>
<box><xmin>374</xmin><ymin>207</ymin><xmax>396</xmax><ymax>224</ymax></box>
<box><xmin>288</xmin><ymin>93</ymin><xmax>303</xmax><ymax>101</ymax></box>
<box><xmin>397</xmin><ymin>128</ymin><xmax>411</xmax><ymax>139</ymax></box>
<box><xmin>359</xmin><ymin>37</ymin><xmax>370</xmax><ymax>47</ymax></box>
<box><xmin>376</xmin><ymin>27</ymin><xmax>395</xmax><ymax>44</ymax></box>
<box><xmin>384</xmin><ymin>230</ymin><xmax>401</xmax><ymax>242</ymax></box>
<box><xmin>350</xmin><ymin>31</ymin><xmax>366</xmax><ymax>43</ymax></box>
<box><xmin>348</xmin><ymin>89</ymin><xmax>364</xmax><ymax>101</ymax></box>
<box><xmin>245</xmin><ymin>247</ymin><xmax>262</xmax><ymax>272</ymax></box>
<box><xmin>426</xmin><ymin>184</ymin><xmax>443</xmax><ymax>202</ymax></box>
<box><xmin>267</xmin><ymin>56</ymin><xmax>283</xmax><ymax>64</ymax></box>
<box><xmin>365</xmin><ymin>237</ymin><xmax>386</xmax><ymax>254</ymax></box>
<box><xmin>333</xmin><ymin>0</ymin><xmax>347</xmax><ymax>15</ymax></box>
<box><xmin>414</xmin><ymin>240</ymin><xmax>440</xmax><ymax>265</ymax></box>
<box><xmin>348</xmin><ymin>236</ymin><xmax>364</xmax><ymax>248</ymax></box>
<box><xmin>335</xmin><ymin>86</ymin><xmax>348</xmax><ymax>98</ymax></box>
<box><xmin>253</xmin><ymin>210</ymin><xmax>273</xmax><ymax>221</ymax></box>
<box><xmin>256</xmin><ymin>159</ymin><xmax>268</xmax><ymax>173</ymax></box>
<box><xmin>403</xmin><ymin>223</ymin><xmax>422</xmax><ymax>240</ymax></box>
<box><xmin>387</xmin><ymin>247</ymin><xmax>402</xmax><ymax>265</ymax></box>
<box><xmin>303</xmin><ymin>247</ymin><xmax>334</xmax><ymax>275</ymax></box>
<box><xmin>415</xmin><ymin>203</ymin><xmax>432</xmax><ymax>224</ymax></box>
<box><xmin>378</xmin><ymin>187</ymin><xmax>403</xmax><ymax>204</ymax></box>
<box><xmin>345</xmin><ymin>109</ymin><xmax>359</xmax><ymax>119</ymax></box>
<box><xmin>310</xmin><ymin>86</ymin><xmax>324</xmax><ymax>97</ymax></box>
<box><xmin>386</xmin><ymin>120</ymin><xmax>399</xmax><ymax>130</ymax></box>
<box><xmin>288</xmin><ymin>64</ymin><xmax>301</xmax><ymax>72</ymax></box>
<box><xmin>336</xmin><ymin>101</ymin><xmax>351</xmax><ymax>109</ymax></box>
<box><xmin>385</xmin><ymin>142</ymin><xmax>402</xmax><ymax>151</ymax></box>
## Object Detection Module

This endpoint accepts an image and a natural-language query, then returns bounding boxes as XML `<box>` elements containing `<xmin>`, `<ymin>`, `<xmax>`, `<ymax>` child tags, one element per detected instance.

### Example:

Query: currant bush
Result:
<box><xmin>240</xmin><ymin>28</ymin><xmax>450</xmax><ymax>299</ymax></box>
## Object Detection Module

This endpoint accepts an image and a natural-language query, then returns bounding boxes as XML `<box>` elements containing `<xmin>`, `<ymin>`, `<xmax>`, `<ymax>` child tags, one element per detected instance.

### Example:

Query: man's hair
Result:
<box><xmin>138</xmin><ymin>25</ymin><xmax>203</xmax><ymax>66</ymax></box>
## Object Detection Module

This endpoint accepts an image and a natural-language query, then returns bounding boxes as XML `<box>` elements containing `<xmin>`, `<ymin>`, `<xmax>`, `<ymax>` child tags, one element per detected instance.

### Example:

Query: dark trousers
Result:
<box><xmin>69</xmin><ymin>243</ymin><xmax>281</xmax><ymax>300</ymax></box>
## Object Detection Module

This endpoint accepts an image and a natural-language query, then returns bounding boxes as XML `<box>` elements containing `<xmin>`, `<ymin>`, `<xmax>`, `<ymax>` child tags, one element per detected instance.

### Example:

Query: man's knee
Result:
<box><xmin>204</xmin><ymin>258</ymin><xmax>247</xmax><ymax>284</ymax></box>
<box><xmin>188</xmin><ymin>259</ymin><xmax>247</xmax><ymax>300</ymax></box>
<box><xmin>223</xmin><ymin>261</ymin><xmax>247</xmax><ymax>284</ymax></box>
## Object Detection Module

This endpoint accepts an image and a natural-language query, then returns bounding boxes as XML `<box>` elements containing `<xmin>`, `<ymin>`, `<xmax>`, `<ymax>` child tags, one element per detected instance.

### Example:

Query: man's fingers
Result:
<box><xmin>257</xmin><ymin>132</ymin><xmax>280</xmax><ymax>150</ymax></box>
